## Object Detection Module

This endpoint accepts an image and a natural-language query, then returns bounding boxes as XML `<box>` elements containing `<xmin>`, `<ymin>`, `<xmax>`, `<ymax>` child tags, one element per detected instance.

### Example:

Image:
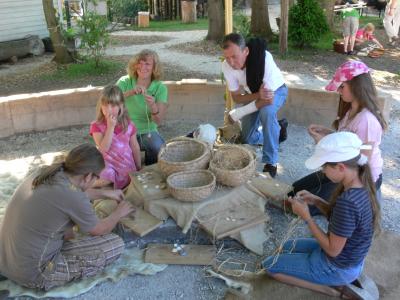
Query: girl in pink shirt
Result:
<box><xmin>90</xmin><ymin>85</ymin><xmax>141</xmax><ymax>189</ymax></box>
<box><xmin>291</xmin><ymin>61</ymin><xmax>387</xmax><ymax>213</ymax></box>
<box><xmin>355</xmin><ymin>23</ymin><xmax>383</xmax><ymax>49</ymax></box>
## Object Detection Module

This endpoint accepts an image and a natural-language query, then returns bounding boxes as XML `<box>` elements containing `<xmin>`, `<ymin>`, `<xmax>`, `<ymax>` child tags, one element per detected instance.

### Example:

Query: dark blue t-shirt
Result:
<box><xmin>328</xmin><ymin>188</ymin><xmax>374</xmax><ymax>268</ymax></box>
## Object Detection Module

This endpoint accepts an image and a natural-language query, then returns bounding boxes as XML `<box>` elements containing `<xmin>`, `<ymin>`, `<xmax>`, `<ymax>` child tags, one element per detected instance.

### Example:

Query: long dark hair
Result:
<box><xmin>32</xmin><ymin>144</ymin><xmax>104</xmax><ymax>189</ymax></box>
<box><xmin>326</xmin><ymin>155</ymin><xmax>381</xmax><ymax>234</ymax></box>
<box><xmin>332</xmin><ymin>73</ymin><xmax>387</xmax><ymax>131</ymax></box>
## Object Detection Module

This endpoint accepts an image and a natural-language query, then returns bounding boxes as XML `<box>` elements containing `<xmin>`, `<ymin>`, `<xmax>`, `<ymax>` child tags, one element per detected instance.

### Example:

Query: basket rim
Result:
<box><xmin>158</xmin><ymin>138</ymin><xmax>210</xmax><ymax>166</ymax></box>
<box><xmin>209</xmin><ymin>144</ymin><xmax>255</xmax><ymax>173</ymax></box>
<box><xmin>167</xmin><ymin>170</ymin><xmax>216</xmax><ymax>190</ymax></box>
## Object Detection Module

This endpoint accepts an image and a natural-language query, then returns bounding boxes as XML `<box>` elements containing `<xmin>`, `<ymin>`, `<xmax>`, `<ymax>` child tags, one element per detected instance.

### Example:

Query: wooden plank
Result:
<box><xmin>94</xmin><ymin>200</ymin><xmax>163</xmax><ymax>237</ymax></box>
<box><xmin>120</xmin><ymin>208</ymin><xmax>163</xmax><ymax>237</ymax></box>
<box><xmin>145</xmin><ymin>244</ymin><xmax>216</xmax><ymax>265</ymax></box>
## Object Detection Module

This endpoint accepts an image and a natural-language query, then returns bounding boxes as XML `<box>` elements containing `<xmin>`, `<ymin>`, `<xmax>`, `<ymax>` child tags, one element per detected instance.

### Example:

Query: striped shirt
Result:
<box><xmin>328</xmin><ymin>188</ymin><xmax>374</xmax><ymax>268</ymax></box>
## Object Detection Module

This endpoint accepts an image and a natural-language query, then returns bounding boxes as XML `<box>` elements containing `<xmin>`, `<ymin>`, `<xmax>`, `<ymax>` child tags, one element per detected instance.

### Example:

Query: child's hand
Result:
<box><xmin>105</xmin><ymin>112</ymin><xmax>117</xmax><ymax>129</ymax></box>
<box><xmin>296</xmin><ymin>190</ymin><xmax>318</xmax><ymax>205</ymax></box>
<box><xmin>288</xmin><ymin>196</ymin><xmax>311</xmax><ymax>220</ymax></box>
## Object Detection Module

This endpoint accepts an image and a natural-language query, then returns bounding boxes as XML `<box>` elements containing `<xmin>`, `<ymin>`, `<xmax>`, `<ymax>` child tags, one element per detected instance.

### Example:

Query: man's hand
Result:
<box><xmin>256</xmin><ymin>84</ymin><xmax>274</xmax><ymax>109</ymax></box>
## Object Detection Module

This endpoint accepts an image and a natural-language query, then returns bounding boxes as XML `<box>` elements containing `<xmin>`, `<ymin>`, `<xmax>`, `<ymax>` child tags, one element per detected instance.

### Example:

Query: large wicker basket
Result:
<box><xmin>209</xmin><ymin>145</ymin><xmax>256</xmax><ymax>187</ymax></box>
<box><xmin>167</xmin><ymin>170</ymin><xmax>216</xmax><ymax>202</ymax></box>
<box><xmin>158</xmin><ymin>138</ymin><xmax>211</xmax><ymax>176</ymax></box>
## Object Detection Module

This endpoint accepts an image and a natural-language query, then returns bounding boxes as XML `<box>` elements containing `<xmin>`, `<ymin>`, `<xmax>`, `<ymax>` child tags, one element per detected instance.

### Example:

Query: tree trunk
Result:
<box><xmin>42</xmin><ymin>0</ymin><xmax>74</xmax><ymax>64</ymax></box>
<box><xmin>319</xmin><ymin>0</ymin><xmax>335</xmax><ymax>31</ymax></box>
<box><xmin>279</xmin><ymin>0</ymin><xmax>289</xmax><ymax>55</ymax></box>
<box><xmin>206</xmin><ymin>0</ymin><xmax>224</xmax><ymax>41</ymax></box>
<box><xmin>181</xmin><ymin>1</ymin><xmax>197</xmax><ymax>23</ymax></box>
<box><xmin>250</xmin><ymin>0</ymin><xmax>273</xmax><ymax>40</ymax></box>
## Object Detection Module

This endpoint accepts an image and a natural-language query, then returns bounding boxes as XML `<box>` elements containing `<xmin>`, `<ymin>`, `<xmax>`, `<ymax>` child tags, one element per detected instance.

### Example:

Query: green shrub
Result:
<box><xmin>77</xmin><ymin>10</ymin><xmax>109</xmax><ymax>67</ymax></box>
<box><xmin>233</xmin><ymin>10</ymin><xmax>251</xmax><ymax>39</ymax></box>
<box><xmin>288</xmin><ymin>0</ymin><xmax>329</xmax><ymax>48</ymax></box>
<box><xmin>109</xmin><ymin>0</ymin><xmax>148</xmax><ymax>20</ymax></box>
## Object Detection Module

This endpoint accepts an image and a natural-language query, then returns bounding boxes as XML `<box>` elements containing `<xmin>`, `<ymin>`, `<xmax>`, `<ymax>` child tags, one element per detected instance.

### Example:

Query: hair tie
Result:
<box><xmin>357</xmin><ymin>154</ymin><xmax>368</xmax><ymax>166</ymax></box>
<box><xmin>60</xmin><ymin>162</ymin><xmax>66</xmax><ymax>171</ymax></box>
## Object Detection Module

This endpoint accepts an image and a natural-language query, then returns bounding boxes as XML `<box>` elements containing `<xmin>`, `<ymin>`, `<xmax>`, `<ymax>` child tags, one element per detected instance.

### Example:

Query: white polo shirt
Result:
<box><xmin>222</xmin><ymin>50</ymin><xmax>285</xmax><ymax>93</ymax></box>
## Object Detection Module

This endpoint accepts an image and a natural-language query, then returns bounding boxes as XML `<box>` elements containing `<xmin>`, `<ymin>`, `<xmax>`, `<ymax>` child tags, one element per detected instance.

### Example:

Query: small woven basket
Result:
<box><xmin>167</xmin><ymin>170</ymin><xmax>216</xmax><ymax>202</ymax></box>
<box><xmin>158</xmin><ymin>137</ymin><xmax>211</xmax><ymax>176</ymax></box>
<box><xmin>209</xmin><ymin>145</ymin><xmax>256</xmax><ymax>187</ymax></box>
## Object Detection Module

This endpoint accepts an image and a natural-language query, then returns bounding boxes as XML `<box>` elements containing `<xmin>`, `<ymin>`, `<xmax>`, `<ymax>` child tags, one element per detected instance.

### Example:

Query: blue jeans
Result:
<box><xmin>263</xmin><ymin>238</ymin><xmax>363</xmax><ymax>286</ymax></box>
<box><xmin>241</xmin><ymin>84</ymin><xmax>288</xmax><ymax>165</ymax></box>
<box><xmin>138</xmin><ymin>131</ymin><xmax>165</xmax><ymax>165</ymax></box>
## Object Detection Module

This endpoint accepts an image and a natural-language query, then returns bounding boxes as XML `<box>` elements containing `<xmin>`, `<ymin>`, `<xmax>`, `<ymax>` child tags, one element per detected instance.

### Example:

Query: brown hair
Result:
<box><xmin>332</xmin><ymin>73</ymin><xmax>387</xmax><ymax>131</ymax></box>
<box><xmin>32</xmin><ymin>144</ymin><xmax>105</xmax><ymax>189</ymax></box>
<box><xmin>325</xmin><ymin>155</ymin><xmax>381</xmax><ymax>234</ymax></box>
<box><xmin>96</xmin><ymin>85</ymin><xmax>130</xmax><ymax>131</ymax></box>
<box><xmin>127</xmin><ymin>49</ymin><xmax>162</xmax><ymax>81</ymax></box>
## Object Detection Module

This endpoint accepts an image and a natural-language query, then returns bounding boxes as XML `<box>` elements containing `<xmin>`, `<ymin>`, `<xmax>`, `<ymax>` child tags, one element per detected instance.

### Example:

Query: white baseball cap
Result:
<box><xmin>305</xmin><ymin>132</ymin><xmax>372</xmax><ymax>169</ymax></box>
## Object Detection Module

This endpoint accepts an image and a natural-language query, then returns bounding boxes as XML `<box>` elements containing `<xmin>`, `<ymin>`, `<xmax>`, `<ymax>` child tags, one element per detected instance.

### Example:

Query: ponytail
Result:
<box><xmin>32</xmin><ymin>144</ymin><xmax>105</xmax><ymax>189</ymax></box>
<box><xmin>326</xmin><ymin>156</ymin><xmax>381</xmax><ymax>234</ymax></box>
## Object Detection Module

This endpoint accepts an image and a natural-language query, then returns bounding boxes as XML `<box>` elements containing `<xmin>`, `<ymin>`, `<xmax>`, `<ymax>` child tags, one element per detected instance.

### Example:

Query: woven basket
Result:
<box><xmin>209</xmin><ymin>145</ymin><xmax>256</xmax><ymax>187</ymax></box>
<box><xmin>158</xmin><ymin>137</ymin><xmax>211</xmax><ymax>176</ymax></box>
<box><xmin>167</xmin><ymin>170</ymin><xmax>216</xmax><ymax>202</ymax></box>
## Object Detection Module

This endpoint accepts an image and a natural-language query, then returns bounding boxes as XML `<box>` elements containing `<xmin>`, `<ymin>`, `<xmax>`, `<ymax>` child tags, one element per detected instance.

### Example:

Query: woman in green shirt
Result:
<box><xmin>117</xmin><ymin>50</ymin><xmax>168</xmax><ymax>165</ymax></box>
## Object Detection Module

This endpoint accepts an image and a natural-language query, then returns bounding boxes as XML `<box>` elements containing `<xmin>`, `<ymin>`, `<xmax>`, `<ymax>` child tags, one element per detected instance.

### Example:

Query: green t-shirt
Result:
<box><xmin>117</xmin><ymin>75</ymin><xmax>168</xmax><ymax>134</ymax></box>
<box><xmin>342</xmin><ymin>8</ymin><xmax>360</xmax><ymax>19</ymax></box>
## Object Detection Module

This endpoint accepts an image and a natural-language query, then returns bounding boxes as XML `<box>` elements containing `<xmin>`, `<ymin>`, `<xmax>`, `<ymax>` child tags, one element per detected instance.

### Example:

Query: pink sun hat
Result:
<box><xmin>325</xmin><ymin>60</ymin><xmax>370</xmax><ymax>92</ymax></box>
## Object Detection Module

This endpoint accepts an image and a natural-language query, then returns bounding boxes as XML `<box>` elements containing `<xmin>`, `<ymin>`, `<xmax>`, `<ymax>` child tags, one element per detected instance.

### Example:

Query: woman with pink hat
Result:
<box><xmin>290</xmin><ymin>60</ymin><xmax>387</xmax><ymax>214</ymax></box>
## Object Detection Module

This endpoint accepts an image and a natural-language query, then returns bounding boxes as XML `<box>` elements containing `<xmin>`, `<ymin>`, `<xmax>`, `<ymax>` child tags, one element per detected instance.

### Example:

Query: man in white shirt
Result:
<box><xmin>222</xmin><ymin>33</ymin><xmax>288</xmax><ymax>177</ymax></box>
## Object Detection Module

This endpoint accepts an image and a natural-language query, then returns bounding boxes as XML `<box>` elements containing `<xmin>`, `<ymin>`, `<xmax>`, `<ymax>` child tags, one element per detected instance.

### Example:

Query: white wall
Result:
<box><xmin>0</xmin><ymin>0</ymin><xmax>107</xmax><ymax>43</ymax></box>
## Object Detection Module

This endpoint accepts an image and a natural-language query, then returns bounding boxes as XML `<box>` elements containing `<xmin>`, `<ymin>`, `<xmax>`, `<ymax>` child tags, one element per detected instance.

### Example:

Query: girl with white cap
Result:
<box><xmin>291</xmin><ymin>60</ymin><xmax>387</xmax><ymax>213</ymax></box>
<box><xmin>263</xmin><ymin>131</ymin><xmax>380</xmax><ymax>297</ymax></box>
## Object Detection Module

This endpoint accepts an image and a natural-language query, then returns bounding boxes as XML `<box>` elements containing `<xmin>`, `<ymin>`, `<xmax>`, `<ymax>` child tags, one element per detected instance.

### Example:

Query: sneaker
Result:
<box><xmin>278</xmin><ymin>118</ymin><xmax>288</xmax><ymax>143</ymax></box>
<box><xmin>263</xmin><ymin>164</ymin><xmax>277</xmax><ymax>178</ymax></box>
<box><xmin>347</xmin><ymin>50</ymin><xmax>355</xmax><ymax>55</ymax></box>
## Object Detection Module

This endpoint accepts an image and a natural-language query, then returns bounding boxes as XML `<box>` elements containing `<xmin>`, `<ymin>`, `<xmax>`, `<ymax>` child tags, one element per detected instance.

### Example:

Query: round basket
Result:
<box><xmin>167</xmin><ymin>170</ymin><xmax>216</xmax><ymax>202</ymax></box>
<box><xmin>158</xmin><ymin>138</ymin><xmax>211</xmax><ymax>176</ymax></box>
<box><xmin>209</xmin><ymin>145</ymin><xmax>256</xmax><ymax>187</ymax></box>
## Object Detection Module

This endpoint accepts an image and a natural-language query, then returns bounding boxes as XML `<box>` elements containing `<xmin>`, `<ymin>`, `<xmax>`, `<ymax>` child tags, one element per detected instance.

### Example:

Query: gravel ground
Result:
<box><xmin>0</xmin><ymin>23</ymin><xmax>399</xmax><ymax>300</ymax></box>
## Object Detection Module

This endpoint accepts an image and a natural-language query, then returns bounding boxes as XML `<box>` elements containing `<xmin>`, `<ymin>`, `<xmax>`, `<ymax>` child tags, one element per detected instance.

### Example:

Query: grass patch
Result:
<box><xmin>129</xmin><ymin>18</ymin><xmax>208</xmax><ymax>31</ymax></box>
<box><xmin>268</xmin><ymin>31</ymin><xmax>339</xmax><ymax>59</ymax></box>
<box><xmin>359</xmin><ymin>16</ymin><xmax>383</xmax><ymax>28</ymax></box>
<box><xmin>40</xmin><ymin>59</ymin><xmax>124</xmax><ymax>80</ymax></box>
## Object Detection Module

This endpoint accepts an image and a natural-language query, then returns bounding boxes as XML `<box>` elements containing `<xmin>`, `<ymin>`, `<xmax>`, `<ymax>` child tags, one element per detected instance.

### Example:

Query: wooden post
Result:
<box><xmin>224</xmin><ymin>0</ymin><xmax>234</xmax><ymax>125</ymax></box>
<box><xmin>279</xmin><ymin>0</ymin><xmax>289</xmax><ymax>56</ymax></box>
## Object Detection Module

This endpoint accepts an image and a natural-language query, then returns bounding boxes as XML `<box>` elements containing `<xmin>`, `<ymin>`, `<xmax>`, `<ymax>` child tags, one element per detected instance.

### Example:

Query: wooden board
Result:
<box><xmin>120</xmin><ymin>208</ymin><xmax>163</xmax><ymax>237</ymax></box>
<box><xmin>93</xmin><ymin>200</ymin><xmax>163</xmax><ymax>237</ymax></box>
<box><xmin>144</xmin><ymin>243</ymin><xmax>216</xmax><ymax>265</ymax></box>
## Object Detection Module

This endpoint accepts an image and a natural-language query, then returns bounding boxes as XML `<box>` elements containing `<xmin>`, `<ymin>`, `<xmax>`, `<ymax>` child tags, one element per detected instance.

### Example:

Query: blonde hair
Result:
<box><xmin>364</xmin><ymin>23</ymin><xmax>375</xmax><ymax>32</ymax></box>
<box><xmin>32</xmin><ymin>144</ymin><xmax>104</xmax><ymax>189</ymax></box>
<box><xmin>95</xmin><ymin>85</ymin><xmax>130</xmax><ymax>131</ymax></box>
<box><xmin>127</xmin><ymin>49</ymin><xmax>163</xmax><ymax>81</ymax></box>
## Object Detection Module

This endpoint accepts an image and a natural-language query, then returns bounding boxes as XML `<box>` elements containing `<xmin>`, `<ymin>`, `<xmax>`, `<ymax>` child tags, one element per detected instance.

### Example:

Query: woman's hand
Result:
<box><xmin>103</xmin><ymin>189</ymin><xmax>125</xmax><ymax>202</ymax></box>
<box><xmin>144</xmin><ymin>94</ymin><xmax>158</xmax><ymax>114</ymax></box>
<box><xmin>115</xmin><ymin>201</ymin><xmax>136</xmax><ymax>219</ymax></box>
<box><xmin>288</xmin><ymin>196</ymin><xmax>311</xmax><ymax>220</ymax></box>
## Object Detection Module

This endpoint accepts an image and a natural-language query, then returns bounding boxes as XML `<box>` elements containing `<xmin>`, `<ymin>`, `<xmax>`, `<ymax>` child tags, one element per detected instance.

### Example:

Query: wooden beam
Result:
<box><xmin>224</xmin><ymin>0</ymin><xmax>233</xmax><ymax>34</ymax></box>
